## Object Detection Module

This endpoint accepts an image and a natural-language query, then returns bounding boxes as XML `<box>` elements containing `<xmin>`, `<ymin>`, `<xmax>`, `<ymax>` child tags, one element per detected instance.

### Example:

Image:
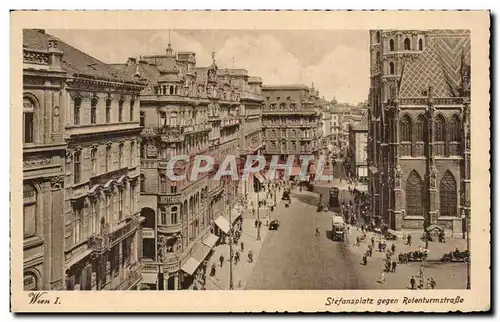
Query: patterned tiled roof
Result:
<box><xmin>23</xmin><ymin>29</ymin><xmax>140</xmax><ymax>84</ymax></box>
<box><xmin>398</xmin><ymin>30</ymin><xmax>470</xmax><ymax>98</ymax></box>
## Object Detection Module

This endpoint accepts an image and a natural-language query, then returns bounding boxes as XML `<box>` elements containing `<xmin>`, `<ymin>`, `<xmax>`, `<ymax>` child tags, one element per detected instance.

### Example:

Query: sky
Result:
<box><xmin>48</xmin><ymin>29</ymin><xmax>370</xmax><ymax>105</ymax></box>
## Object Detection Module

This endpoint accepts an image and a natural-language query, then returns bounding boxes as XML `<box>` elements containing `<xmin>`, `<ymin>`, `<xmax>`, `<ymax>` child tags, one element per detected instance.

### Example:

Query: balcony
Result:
<box><xmin>262</xmin><ymin>109</ymin><xmax>317</xmax><ymax>115</ymax></box>
<box><xmin>158</xmin><ymin>224</ymin><xmax>182</xmax><ymax>234</ymax></box>
<box><xmin>221</xmin><ymin>117</ymin><xmax>240</xmax><ymax>128</ymax></box>
<box><xmin>109</xmin><ymin>217</ymin><xmax>140</xmax><ymax>247</ymax></box>
<box><xmin>114</xmin><ymin>262</ymin><xmax>142</xmax><ymax>290</ymax></box>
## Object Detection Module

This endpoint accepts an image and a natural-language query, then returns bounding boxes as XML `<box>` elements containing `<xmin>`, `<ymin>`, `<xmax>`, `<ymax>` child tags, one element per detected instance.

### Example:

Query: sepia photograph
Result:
<box><xmin>10</xmin><ymin>10</ymin><xmax>490</xmax><ymax>312</ymax></box>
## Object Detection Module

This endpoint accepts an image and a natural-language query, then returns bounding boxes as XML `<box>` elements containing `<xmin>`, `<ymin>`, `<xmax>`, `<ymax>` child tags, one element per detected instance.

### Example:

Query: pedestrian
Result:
<box><xmin>419</xmin><ymin>264</ymin><xmax>424</xmax><ymax>278</ymax></box>
<box><xmin>362</xmin><ymin>254</ymin><xmax>367</xmax><ymax>265</ymax></box>
<box><xmin>371</xmin><ymin>236</ymin><xmax>375</xmax><ymax>247</ymax></box>
<box><xmin>419</xmin><ymin>278</ymin><xmax>424</xmax><ymax>289</ymax></box>
<box><xmin>240</xmin><ymin>240</ymin><xmax>244</xmax><ymax>253</ymax></box>
<box><xmin>407</xmin><ymin>234</ymin><xmax>412</xmax><ymax>246</ymax></box>
<box><xmin>210</xmin><ymin>263</ymin><xmax>216</xmax><ymax>277</ymax></box>
<box><xmin>219</xmin><ymin>254</ymin><xmax>224</xmax><ymax>267</ymax></box>
<box><xmin>392</xmin><ymin>260</ymin><xmax>397</xmax><ymax>273</ymax></box>
<box><xmin>391</xmin><ymin>243</ymin><xmax>396</xmax><ymax>254</ymax></box>
<box><xmin>379</xmin><ymin>270</ymin><xmax>385</xmax><ymax>284</ymax></box>
<box><xmin>426</xmin><ymin>277</ymin><xmax>432</xmax><ymax>290</ymax></box>
<box><xmin>430</xmin><ymin>277</ymin><xmax>437</xmax><ymax>289</ymax></box>
<box><xmin>410</xmin><ymin>276</ymin><xmax>416</xmax><ymax>290</ymax></box>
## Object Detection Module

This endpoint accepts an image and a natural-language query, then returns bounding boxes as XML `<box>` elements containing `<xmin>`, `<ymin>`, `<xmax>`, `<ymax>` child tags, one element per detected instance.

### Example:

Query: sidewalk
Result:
<box><xmin>203</xmin><ymin>216</ymin><xmax>272</xmax><ymax>290</ymax></box>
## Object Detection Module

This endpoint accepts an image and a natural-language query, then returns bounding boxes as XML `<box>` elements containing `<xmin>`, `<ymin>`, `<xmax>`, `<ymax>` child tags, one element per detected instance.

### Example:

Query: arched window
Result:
<box><xmin>23</xmin><ymin>97</ymin><xmax>35</xmax><ymax>143</ymax></box>
<box><xmin>406</xmin><ymin>170</ymin><xmax>424</xmax><ymax>217</ymax></box>
<box><xmin>435</xmin><ymin>115</ymin><xmax>446</xmax><ymax>142</ymax></box>
<box><xmin>415</xmin><ymin>114</ymin><xmax>425</xmax><ymax>142</ymax></box>
<box><xmin>159</xmin><ymin>174</ymin><xmax>167</xmax><ymax>193</ymax></box>
<box><xmin>105</xmin><ymin>98</ymin><xmax>111</xmax><ymax>123</ymax></box>
<box><xmin>389</xmin><ymin>39</ymin><xmax>395</xmax><ymax>51</ymax></box>
<box><xmin>389</xmin><ymin>62</ymin><xmax>395</xmax><ymax>74</ymax></box>
<box><xmin>170</xmin><ymin>86</ymin><xmax>174</xmax><ymax>95</ymax></box>
<box><xmin>399</xmin><ymin>115</ymin><xmax>412</xmax><ymax>142</ymax></box>
<box><xmin>23</xmin><ymin>184</ymin><xmax>37</xmax><ymax>237</ymax></box>
<box><xmin>74</xmin><ymin>97</ymin><xmax>81</xmax><ymax>125</ymax></box>
<box><xmin>90</xmin><ymin>97</ymin><xmax>98</xmax><ymax>124</ymax></box>
<box><xmin>376</xmin><ymin>31</ymin><xmax>381</xmax><ymax>43</ymax></box>
<box><xmin>130</xmin><ymin>100</ymin><xmax>135</xmax><ymax>121</ymax></box>
<box><xmin>404</xmin><ymin>37</ymin><xmax>411</xmax><ymax>50</ymax></box>
<box><xmin>171</xmin><ymin>206</ymin><xmax>178</xmax><ymax>225</ymax></box>
<box><xmin>439</xmin><ymin>171</ymin><xmax>457</xmax><ymax>217</ymax></box>
<box><xmin>140</xmin><ymin>174</ymin><xmax>145</xmax><ymax>192</ymax></box>
<box><xmin>159</xmin><ymin>207</ymin><xmax>167</xmax><ymax>225</ymax></box>
<box><xmin>140</xmin><ymin>112</ymin><xmax>145</xmax><ymax>127</ymax></box>
<box><xmin>418</xmin><ymin>38</ymin><xmax>423</xmax><ymax>51</ymax></box>
<box><xmin>118</xmin><ymin>99</ymin><xmax>124</xmax><ymax>122</ymax></box>
<box><xmin>450</xmin><ymin>115</ymin><xmax>461</xmax><ymax>142</ymax></box>
<box><xmin>91</xmin><ymin>148</ymin><xmax>98</xmax><ymax>176</ymax></box>
<box><xmin>105</xmin><ymin>145</ymin><xmax>111</xmax><ymax>172</ymax></box>
<box><xmin>24</xmin><ymin>271</ymin><xmax>39</xmax><ymax>291</ymax></box>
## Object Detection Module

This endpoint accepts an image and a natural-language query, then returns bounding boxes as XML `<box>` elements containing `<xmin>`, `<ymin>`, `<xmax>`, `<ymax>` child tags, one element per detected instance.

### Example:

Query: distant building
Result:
<box><xmin>367</xmin><ymin>29</ymin><xmax>470</xmax><ymax>233</ymax></box>
<box><xmin>347</xmin><ymin>113</ymin><xmax>368</xmax><ymax>180</ymax></box>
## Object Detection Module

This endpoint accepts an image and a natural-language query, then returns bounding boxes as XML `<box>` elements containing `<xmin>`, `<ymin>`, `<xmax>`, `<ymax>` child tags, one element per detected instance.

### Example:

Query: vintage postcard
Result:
<box><xmin>10</xmin><ymin>10</ymin><xmax>490</xmax><ymax>312</ymax></box>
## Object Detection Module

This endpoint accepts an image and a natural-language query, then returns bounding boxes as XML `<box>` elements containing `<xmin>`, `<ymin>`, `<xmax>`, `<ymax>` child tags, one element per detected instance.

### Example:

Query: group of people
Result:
<box><xmin>409</xmin><ymin>265</ymin><xmax>437</xmax><ymax>290</ymax></box>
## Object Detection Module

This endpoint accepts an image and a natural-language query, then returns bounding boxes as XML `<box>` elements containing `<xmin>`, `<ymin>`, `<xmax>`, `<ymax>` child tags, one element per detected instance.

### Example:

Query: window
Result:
<box><xmin>160</xmin><ymin>175</ymin><xmax>167</xmax><ymax>193</ymax></box>
<box><xmin>169</xmin><ymin>86</ymin><xmax>174</xmax><ymax>95</ymax></box>
<box><xmin>23</xmin><ymin>184</ymin><xmax>37</xmax><ymax>237</ymax></box>
<box><xmin>450</xmin><ymin>115</ymin><xmax>460</xmax><ymax>142</ymax></box>
<box><xmin>74</xmin><ymin>151</ymin><xmax>81</xmax><ymax>184</ymax></box>
<box><xmin>405</xmin><ymin>170</ymin><xmax>424</xmax><ymax>217</ymax></box>
<box><xmin>160</xmin><ymin>207</ymin><xmax>167</xmax><ymax>225</ymax></box>
<box><xmin>399</xmin><ymin>115</ymin><xmax>412</xmax><ymax>142</ymax></box>
<box><xmin>440</xmin><ymin>171</ymin><xmax>457</xmax><ymax>217</ymax></box>
<box><xmin>118</xmin><ymin>143</ymin><xmax>124</xmax><ymax>168</ymax></box>
<box><xmin>90</xmin><ymin>97</ymin><xmax>98</xmax><ymax>124</ymax></box>
<box><xmin>435</xmin><ymin>115</ymin><xmax>445</xmax><ymax>142</ymax></box>
<box><xmin>140</xmin><ymin>174</ymin><xmax>145</xmax><ymax>192</ymax></box>
<box><xmin>171</xmin><ymin>206</ymin><xmax>178</xmax><ymax>225</ymax></box>
<box><xmin>91</xmin><ymin>200</ymin><xmax>98</xmax><ymax>235</ymax></box>
<box><xmin>376</xmin><ymin>31</ymin><xmax>381</xmax><ymax>43</ymax></box>
<box><xmin>74</xmin><ymin>97</ymin><xmax>81</xmax><ymax>125</ymax></box>
<box><xmin>73</xmin><ymin>204</ymin><xmax>83</xmax><ymax>244</ymax></box>
<box><xmin>118</xmin><ymin>99</ymin><xmax>124</xmax><ymax>122</ymax></box>
<box><xmin>23</xmin><ymin>98</ymin><xmax>35</xmax><ymax>144</ymax></box>
<box><xmin>105</xmin><ymin>98</ymin><xmax>111</xmax><ymax>123</ymax></box>
<box><xmin>130</xmin><ymin>100</ymin><xmax>135</xmax><ymax>121</ymax></box>
<box><xmin>160</xmin><ymin>111</ymin><xmax>166</xmax><ymax>127</ymax></box>
<box><xmin>91</xmin><ymin>148</ymin><xmax>97</xmax><ymax>176</ymax></box>
<box><xmin>118</xmin><ymin>189</ymin><xmax>124</xmax><ymax>220</ymax></box>
<box><xmin>418</xmin><ymin>38</ymin><xmax>423</xmax><ymax>51</ymax></box>
<box><xmin>130</xmin><ymin>141</ymin><xmax>135</xmax><ymax>166</ymax></box>
<box><xmin>389</xmin><ymin>39</ymin><xmax>395</xmax><ymax>51</ymax></box>
<box><xmin>389</xmin><ymin>62</ymin><xmax>395</xmax><ymax>74</ymax></box>
<box><xmin>170</xmin><ymin>183</ymin><xmax>177</xmax><ymax>194</ymax></box>
<box><xmin>415</xmin><ymin>114</ymin><xmax>425</xmax><ymax>142</ymax></box>
<box><xmin>140</xmin><ymin>112</ymin><xmax>145</xmax><ymax>126</ymax></box>
<box><xmin>404</xmin><ymin>37</ymin><xmax>411</xmax><ymax>50</ymax></box>
<box><xmin>105</xmin><ymin>145</ymin><xmax>111</xmax><ymax>172</ymax></box>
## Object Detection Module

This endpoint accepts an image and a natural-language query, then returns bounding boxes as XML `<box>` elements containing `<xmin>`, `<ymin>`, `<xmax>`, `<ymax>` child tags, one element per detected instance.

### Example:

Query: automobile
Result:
<box><xmin>441</xmin><ymin>250</ymin><xmax>470</xmax><ymax>263</ymax></box>
<box><xmin>403</xmin><ymin>249</ymin><xmax>429</xmax><ymax>262</ymax></box>
<box><xmin>269</xmin><ymin>219</ymin><xmax>281</xmax><ymax>230</ymax></box>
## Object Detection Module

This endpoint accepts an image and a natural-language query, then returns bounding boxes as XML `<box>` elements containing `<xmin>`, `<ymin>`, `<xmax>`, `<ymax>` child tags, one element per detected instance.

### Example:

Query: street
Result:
<box><xmin>245</xmin><ymin>190</ymin><xmax>370</xmax><ymax>290</ymax></box>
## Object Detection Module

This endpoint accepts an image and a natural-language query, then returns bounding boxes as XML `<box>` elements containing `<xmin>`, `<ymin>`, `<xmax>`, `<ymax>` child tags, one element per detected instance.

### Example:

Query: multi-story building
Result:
<box><xmin>114</xmin><ymin>45</ymin><xmax>243</xmax><ymax>290</ymax></box>
<box><xmin>367</xmin><ymin>29</ymin><xmax>470</xmax><ymax>234</ymax></box>
<box><xmin>261</xmin><ymin>85</ymin><xmax>322</xmax><ymax>179</ymax></box>
<box><xmin>347</xmin><ymin>113</ymin><xmax>368</xmax><ymax>180</ymax></box>
<box><xmin>23</xmin><ymin>29</ymin><xmax>146</xmax><ymax>291</ymax></box>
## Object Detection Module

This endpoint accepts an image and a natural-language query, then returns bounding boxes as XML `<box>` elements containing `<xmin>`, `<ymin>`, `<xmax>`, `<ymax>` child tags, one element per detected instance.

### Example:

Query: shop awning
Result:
<box><xmin>290</xmin><ymin>167</ymin><xmax>303</xmax><ymax>177</ymax></box>
<box><xmin>202</xmin><ymin>233</ymin><xmax>219</xmax><ymax>248</ymax></box>
<box><xmin>141</xmin><ymin>273</ymin><xmax>158</xmax><ymax>285</ymax></box>
<box><xmin>194</xmin><ymin>244</ymin><xmax>212</xmax><ymax>263</ymax></box>
<box><xmin>181</xmin><ymin>257</ymin><xmax>200</xmax><ymax>276</ymax></box>
<box><xmin>214</xmin><ymin>215</ymin><xmax>230</xmax><ymax>233</ymax></box>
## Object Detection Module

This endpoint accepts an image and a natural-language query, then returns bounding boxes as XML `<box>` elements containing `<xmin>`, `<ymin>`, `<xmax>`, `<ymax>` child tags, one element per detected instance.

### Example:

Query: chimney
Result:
<box><xmin>128</xmin><ymin>57</ymin><xmax>137</xmax><ymax>65</ymax></box>
<box><xmin>47</xmin><ymin>38</ymin><xmax>63</xmax><ymax>70</ymax></box>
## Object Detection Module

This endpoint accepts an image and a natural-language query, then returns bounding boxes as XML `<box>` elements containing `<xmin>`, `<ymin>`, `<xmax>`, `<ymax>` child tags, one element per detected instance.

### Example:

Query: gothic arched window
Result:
<box><xmin>450</xmin><ymin>114</ymin><xmax>461</xmax><ymax>142</ymax></box>
<box><xmin>389</xmin><ymin>62</ymin><xmax>395</xmax><ymax>74</ymax></box>
<box><xmin>439</xmin><ymin>171</ymin><xmax>457</xmax><ymax>217</ymax></box>
<box><xmin>435</xmin><ymin>115</ymin><xmax>446</xmax><ymax>142</ymax></box>
<box><xmin>399</xmin><ymin>114</ymin><xmax>412</xmax><ymax>142</ymax></box>
<box><xmin>404</xmin><ymin>37</ymin><xmax>411</xmax><ymax>50</ymax></box>
<box><xmin>406</xmin><ymin>170</ymin><xmax>424</xmax><ymax>217</ymax></box>
<box><xmin>389</xmin><ymin>39</ymin><xmax>395</xmax><ymax>51</ymax></box>
<box><xmin>415</xmin><ymin>114</ymin><xmax>425</xmax><ymax>142</ymax></box>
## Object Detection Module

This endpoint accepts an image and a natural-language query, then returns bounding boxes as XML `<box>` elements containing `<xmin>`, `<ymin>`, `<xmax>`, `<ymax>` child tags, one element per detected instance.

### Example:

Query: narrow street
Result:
<box><xmin>245</xmin><ymin>190</ymin><xmax>369</xmax><ymax>290</ymax></box>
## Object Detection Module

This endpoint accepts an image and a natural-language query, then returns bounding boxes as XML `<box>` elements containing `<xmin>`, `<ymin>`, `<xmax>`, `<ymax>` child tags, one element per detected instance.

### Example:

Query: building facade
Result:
<box><xmin>261</xmin><ymin>85</ymin><xmax>322</xmax><ymax>178</ymax></box>
<box><xmin>367</xmin><ymin>29</ymin><xmax>470</xmax><ymax>233</ymax></box>
<box><xmin>114</xmin><ymin>45</ymin><xmax>247</xmax><ymax>290</ymax></box>
<box><xmin>23</xmin><ymin>29</ymin><xmax>146</xmax><ymax>291</ymax></box>
<box><xmin>347</xmin><ymin>113</ymin><xmax>368</xmax><ymax>180</ymax></box>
